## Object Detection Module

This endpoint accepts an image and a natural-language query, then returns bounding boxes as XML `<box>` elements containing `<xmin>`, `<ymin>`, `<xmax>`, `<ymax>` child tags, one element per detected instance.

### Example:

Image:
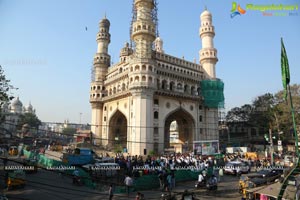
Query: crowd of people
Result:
<box><xmin>113</xmin><ymin>152</ymin><xmax>225</xmax><ymax>175</ymax></box>
<box><xmin>100</xmin><ymin>151</ymin><xmax>296</xmax><ymax>198</ymax></box>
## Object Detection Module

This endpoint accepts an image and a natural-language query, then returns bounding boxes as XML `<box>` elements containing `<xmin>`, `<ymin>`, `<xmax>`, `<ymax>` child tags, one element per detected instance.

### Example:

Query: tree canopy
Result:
<box><xmin>18</xmin><ymin>112</ymin><xmax>42</xmax><ymax>130</ymax></box>
<box><xmin>226</xmin><ymin>84</ymin><xmax>300</xmax><ymax>140</ymax></box>
<box><xmin>0</xmin><ymin>65</ymin><xmax>16</xmax><ymax>122</ymax></box>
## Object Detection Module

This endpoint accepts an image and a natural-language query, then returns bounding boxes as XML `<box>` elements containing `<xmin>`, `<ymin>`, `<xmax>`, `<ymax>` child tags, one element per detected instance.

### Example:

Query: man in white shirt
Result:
<box><xmin>198</xmin><ymin>173</ymin><xmax>204</xmax><ymax>183</ymax></box>
<box><xmin>124</xmin><ymin>175</ymin><xmax>133</xmax><ymax>197</ymax></box>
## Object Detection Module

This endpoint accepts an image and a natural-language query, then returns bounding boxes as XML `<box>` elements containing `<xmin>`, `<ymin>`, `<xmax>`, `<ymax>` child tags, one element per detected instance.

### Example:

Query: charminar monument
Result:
<box><xmin>89</xmin><ymin>0</ymin><xmax>224</xmax><ymax>155</ymax></box>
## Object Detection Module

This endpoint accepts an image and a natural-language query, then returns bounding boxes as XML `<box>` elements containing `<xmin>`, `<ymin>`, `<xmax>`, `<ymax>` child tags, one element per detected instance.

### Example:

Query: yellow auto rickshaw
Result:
<box><xmin>7</xmin><ymin>170</ymin><xmax>26</xmax><ymax>190</ymax></box>
<box><xmin>8</xmin><ymin>146</ymin><xmax>18</xmax><ymax>156</ymax></box>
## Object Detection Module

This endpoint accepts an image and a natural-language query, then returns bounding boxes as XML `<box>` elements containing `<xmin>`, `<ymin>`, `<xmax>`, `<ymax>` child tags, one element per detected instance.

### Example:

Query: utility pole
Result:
<box><xmin>269</xmin><ymin>128</ymin><xmax>274</xmax><ymax>165</ymax></box>
<box><xmin>79</xmin><ymin>112</ymin><xmax>82</xmax><ymax>124</ymax></box>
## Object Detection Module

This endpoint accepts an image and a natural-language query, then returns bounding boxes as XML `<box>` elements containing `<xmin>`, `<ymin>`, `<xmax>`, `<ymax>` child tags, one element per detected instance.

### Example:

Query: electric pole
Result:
<box><xmin>269</xmin><ymin>128</ymin><xmax>274</xmax><ymax>165</ymax></box>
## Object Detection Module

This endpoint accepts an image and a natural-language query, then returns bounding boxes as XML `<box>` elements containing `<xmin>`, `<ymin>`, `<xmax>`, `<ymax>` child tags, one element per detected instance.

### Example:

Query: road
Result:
<box><xmin>3</xmin><ymin>169</ymin><xmax>241</xmax><ymax>200</ymax></box>
<box><xmin>1</xmin><ymin>153</ymin><xmax>242</xmax><ymax>200</ymax></box>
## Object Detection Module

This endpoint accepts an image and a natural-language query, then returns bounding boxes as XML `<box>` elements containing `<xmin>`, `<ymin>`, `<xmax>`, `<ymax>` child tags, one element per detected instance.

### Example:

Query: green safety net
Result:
<box><xmin>23</xmin><ymin>150</ymin><xmax>95</xmax><ymax>189</ymax></box>
<box><xmin>23</xmin><ymin>149</ymin><xmax>204</xmax><ymax>193</ymax></box>
<box><xmin>200</xmin><ymin>79</ymin><xmax>225</xmax><ymax>108</ymax></box>
<box><xmin>114</xmin><ymin>170</ymin><xmax>202</xmax><ymax>193</ymax></box>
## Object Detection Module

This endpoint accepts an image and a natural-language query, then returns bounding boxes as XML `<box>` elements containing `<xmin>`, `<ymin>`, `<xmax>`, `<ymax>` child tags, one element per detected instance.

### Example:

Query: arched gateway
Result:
<box><xmin>108</xmin><ymin>110</ymin><xmax>127</xmax><ymax>151</ymax></box>
<box><xmin>164</xmin><ymin>109</ymin><xmax>195</xmax><ymax>153</ymax></box>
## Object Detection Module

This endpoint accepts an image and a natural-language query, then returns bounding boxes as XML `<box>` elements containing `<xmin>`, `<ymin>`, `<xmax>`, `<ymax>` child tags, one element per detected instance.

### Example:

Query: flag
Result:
<box><xmin>281</xmin><ymin>38</ymin><xmax>290</xmax><ymax>100</ymax></box>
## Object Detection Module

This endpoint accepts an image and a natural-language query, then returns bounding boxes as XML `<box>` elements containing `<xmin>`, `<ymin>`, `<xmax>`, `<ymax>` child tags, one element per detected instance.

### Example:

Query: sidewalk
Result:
<box><xmin>112</xmin><ymin>177</ymin><xmax>241</xmax><ymax>200</ymax></box>
<box><xmin>112</xmin><ymin>180</ymin><xmax>198</xmax><ymax>200</ymax></box>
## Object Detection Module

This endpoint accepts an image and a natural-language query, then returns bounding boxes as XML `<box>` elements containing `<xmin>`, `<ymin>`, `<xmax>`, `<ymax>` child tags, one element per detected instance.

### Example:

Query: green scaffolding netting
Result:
<box><xmin>200</xmin><ymin>79</ymin><xmax>225</xmax><ymax>108</ymax></box>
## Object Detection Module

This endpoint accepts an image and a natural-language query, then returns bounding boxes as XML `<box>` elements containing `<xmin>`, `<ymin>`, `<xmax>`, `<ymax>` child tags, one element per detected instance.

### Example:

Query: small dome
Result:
<box><xmin>154</xmin><ymin>37</ymin><xmax>164</xmax><ymax>53</ymax></box>
<box><xmin>26</xmin><ymin>102</ymin><xmax>33</xmax><ymax>111</ymax></box>
<box><xmin>12</xmin><ymin>97</ymin><xmax>23</xmax><ymax>107</ymax></box>
<box><xmin>155</xmin><ymin>37</ymin><xmax>163</xmax><ymax>42</ymax></box>
<box><xmin>120</xmin><ymin>42</ymin><xmax>133</xmax><ymax>57</ymax></box>
<box><xmin>28</xmin><ymin>104</ymin><xmax>33</xmax><ymax>110</ymax></box>
<box><xmin>100</xmin><ymin>17</ymin><xmax>110</xmax><ymax>27</ymax></box>
<box><xmin>200</xmin><ymin>9</ymin><xmax>212</xmax><ymax>18</ymax></box>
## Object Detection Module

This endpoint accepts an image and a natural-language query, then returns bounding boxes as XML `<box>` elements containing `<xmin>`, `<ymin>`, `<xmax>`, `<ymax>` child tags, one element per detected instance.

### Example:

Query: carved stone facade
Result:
<box><xmin>90</xmin><ymin>1</ymin><xmax>220</xmax><ymax>155</ymax></box>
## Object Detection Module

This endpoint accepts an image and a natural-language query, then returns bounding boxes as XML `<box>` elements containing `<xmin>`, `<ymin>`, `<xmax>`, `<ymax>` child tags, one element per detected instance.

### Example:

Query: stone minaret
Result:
<box><xmin>128</xmin><ymin>0</ymin><xmax>156</xmax><ymax>154</ymax></box>
<box><xmin>131</xmin><ymin>0</ymin><xmax>156</xmax><ymax>59</ymax></box>
<box><xmin>199</xmin><ymin>9</ymin><xmax>219</xmax><ymax>143</ymax></box>
<box><xmin>199</xmin><ymin>9</ymin><xmax>218</xmax><ymax>78</ymax></box>
<box><xmin>90</xmin><ymin>16</ymin><xmax>111</xmax><ymax>138</ymax></box>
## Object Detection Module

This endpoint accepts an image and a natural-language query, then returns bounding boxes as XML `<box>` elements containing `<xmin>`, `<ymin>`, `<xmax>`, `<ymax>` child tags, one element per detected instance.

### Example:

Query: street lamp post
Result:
<box><xmin>269</xmin><ymin>128</ymin><xmax>274</xmax><ymax>165</ymax></box>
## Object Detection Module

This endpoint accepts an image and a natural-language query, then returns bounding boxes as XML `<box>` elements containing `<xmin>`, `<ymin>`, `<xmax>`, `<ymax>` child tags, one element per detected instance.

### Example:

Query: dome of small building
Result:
<box><xmin>11</xmin><ymin>97</ymin><xmax>23</xmax><ymax>107</ymax></box>
<box><xmin>25</xmin><ymin>102</ymin><xmax>34</xmax><ymax>113</ymax></box>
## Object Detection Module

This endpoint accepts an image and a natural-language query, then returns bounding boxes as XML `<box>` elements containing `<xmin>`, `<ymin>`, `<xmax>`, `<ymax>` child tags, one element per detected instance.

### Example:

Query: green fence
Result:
<box><xmin>23</xmin><ymin>150</ymin><xmax>202</xmax><ymax>192</ymax></box>
<box><xmin>114</xmin><ymin>170</ymin><xmax>202</xmax><ymax>193</ymax></box>
<box><xmin>23</xmin><ymin>150</ymin><xmax>95</xmax><ymax>188</ymax></box>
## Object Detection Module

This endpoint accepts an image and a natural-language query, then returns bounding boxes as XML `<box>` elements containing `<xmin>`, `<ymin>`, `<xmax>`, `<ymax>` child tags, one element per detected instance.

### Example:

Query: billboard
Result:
<box><xmin>193</xmin><ymin>140</ymin><xmax>219</xmax><ymax>155</ymax></box>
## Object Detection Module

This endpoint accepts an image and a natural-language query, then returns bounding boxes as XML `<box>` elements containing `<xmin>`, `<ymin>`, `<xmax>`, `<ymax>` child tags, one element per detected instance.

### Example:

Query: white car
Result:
<box><xmin>224</xmin><ymin>161</ymin><xmax>250</xmax><ymax>175</ymax></box>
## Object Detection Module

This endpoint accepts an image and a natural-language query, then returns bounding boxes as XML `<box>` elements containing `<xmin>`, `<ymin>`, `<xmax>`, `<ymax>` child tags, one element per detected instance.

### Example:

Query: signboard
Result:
<box><xmin>193</xmin><ymin>140</ymin><xmax>219</xmax><ymax>155</ymax></box>
<box><xmin>278</xmin><ymin>140</ymin><xmax>282</xmax><ymax>146</ymax></box>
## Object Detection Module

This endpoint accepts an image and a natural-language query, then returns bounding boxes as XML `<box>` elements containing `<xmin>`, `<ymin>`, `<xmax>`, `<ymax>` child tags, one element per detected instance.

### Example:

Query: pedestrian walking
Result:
<box><xmin>163</xmin><ymin>173</ymin><xmax>169</xmax><ymax>192</ymax></box>
<box><xmin>158</xmin><ymin>171</ymin><xmax>163</xmax><ymax>189</ymax></box>
<box><xmin>171</xmin><ymin>170</ymin><xmax>175</xmax><ymax>189</ymax></box>
<box><xmin>108</xmin><ymin>184</ymin><xmax>113</xmax><ymax>200</ymax></box>
<box><xmin>124</xmin><ymin>175</ymin><xmax>133</xmax><ymax>197</ymax></box>
<box><xmin>218</xmin><ymin>168</ymin><xmax>223</xmax><ymax>182</ymax></box>
<box><xmin>167</xmin><ymin>173</ymin><xmax>172</xmax><ymax>191</ymax></box>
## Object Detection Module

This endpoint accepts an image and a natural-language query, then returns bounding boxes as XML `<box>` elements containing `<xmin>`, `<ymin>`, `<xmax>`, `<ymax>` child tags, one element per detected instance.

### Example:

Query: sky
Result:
<box><xmin>0</xmin><ymin>0</ymin><xmax>299</xmax><ymax>124</ymax></box>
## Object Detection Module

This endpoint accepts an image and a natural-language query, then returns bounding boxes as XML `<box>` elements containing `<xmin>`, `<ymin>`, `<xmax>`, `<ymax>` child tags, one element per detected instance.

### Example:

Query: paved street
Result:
<box><xmin>3</xmin><ymin>166</ymin><xmax>242</xmax><ymax>200</ymax></box>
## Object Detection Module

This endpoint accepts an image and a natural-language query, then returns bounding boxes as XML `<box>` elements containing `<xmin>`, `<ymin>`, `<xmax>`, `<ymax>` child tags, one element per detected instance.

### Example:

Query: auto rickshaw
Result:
<box><xmin>239</xmin><ymin>175</ymin><xmax>249</xmax><ymax>193</ymax></box>
<box><xmin>7</xmin><ymin>170</ymin><xmax>26</xmax><ymax>190</ymax></box>
<box><xmin>8</xmin><ymin>146</ymin><xmax>18</xmax><ymax>156</ymax></box>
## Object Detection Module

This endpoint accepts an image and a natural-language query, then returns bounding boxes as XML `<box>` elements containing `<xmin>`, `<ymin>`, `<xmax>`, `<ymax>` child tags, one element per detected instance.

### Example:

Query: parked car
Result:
<box><xmin>224</xmin><ymin>161</ymin><xmax>250</xmax><ymax>175</ymax></box>
<box><xmin>239</xmin><ymin>168</ymin><xmax>284</xmax><ymax>192</ymax></box>
<box><xmin>247</xmin><ymin>169</ymin><xmax>283</xmax><ymax>187</ymax></box>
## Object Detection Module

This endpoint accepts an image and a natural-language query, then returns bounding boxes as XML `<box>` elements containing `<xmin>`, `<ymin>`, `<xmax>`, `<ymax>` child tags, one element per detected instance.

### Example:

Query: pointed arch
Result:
<box><xmin>164</xmin><ymin>108</ymin><xmax>195</xmax><ymax>152</ymax></box>
<box><xmin>108</xmin><ymin>109</ymin><xmax>128</xmax><ymax>151</ymax></box>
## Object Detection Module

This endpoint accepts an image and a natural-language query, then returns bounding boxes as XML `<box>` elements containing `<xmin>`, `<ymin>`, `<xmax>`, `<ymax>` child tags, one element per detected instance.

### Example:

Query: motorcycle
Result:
<box><xmin>195</xmin><ymin>174</ymin><xmax>207</xmax><ymax>188</ymax></box>
<box><xmin>72</xmin><ymin>176</ymin><xmax>83</xmax><ymax>186</ymax></box>
<box><xmin>206</xmin><ymin>176</ymin><xmax>218</xmax><ymax>191</ymax></box>
<box><xmin>160</xmin><ymin>192</ymin><xmax>176</xmax><ymax>200</ymax></box>
<box><xmin>195</xmin><ymin>180</ymin><xmax>206</xmax><ymax>188</ymax></box>
<box><xmin>181</xmin><ymin>190</ymin><xmax>198</xmax><ymax>200</ymax></box>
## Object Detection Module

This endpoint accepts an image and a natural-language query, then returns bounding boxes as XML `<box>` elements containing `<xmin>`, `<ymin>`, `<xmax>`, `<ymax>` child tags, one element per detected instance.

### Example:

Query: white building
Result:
<box><xmin>89</xmin><ymin>0</ymin><xmax>223</xmax><ymax>155</ymax></box>
<box><xmin>1</xmin><ymin>97</ymin><xmax>36</xmax><ymax>135</ymax></box>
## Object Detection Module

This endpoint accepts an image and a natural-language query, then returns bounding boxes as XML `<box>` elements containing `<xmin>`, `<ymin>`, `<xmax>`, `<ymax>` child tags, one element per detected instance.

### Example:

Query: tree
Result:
<box><xmin>0</xmin><ymin>65</ymin><xmax>16</xmax><ymax>122</ymax></box>
<box><xmin>272</xmin><ymin>84</ymin><xmax>300</xmax><ymax>140</ymax></box>
<box><xmin>18</xmin><ymin>112</ymin><xmax>42</xmax><ymax>130</ymax></box>
<box><xmin>225</xmin><ymin>85</ymin><xmax>300</xmax><ymax>142</ymax></box>
<box><xmin>248</xmin><ymin>93</ymin><xmax>275</xmax><ymax>134</ymax></box>
<box><xmin>226</xmin><ymin>104</ymin><xmax>252</xmax><ymax>122</ymax></box>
